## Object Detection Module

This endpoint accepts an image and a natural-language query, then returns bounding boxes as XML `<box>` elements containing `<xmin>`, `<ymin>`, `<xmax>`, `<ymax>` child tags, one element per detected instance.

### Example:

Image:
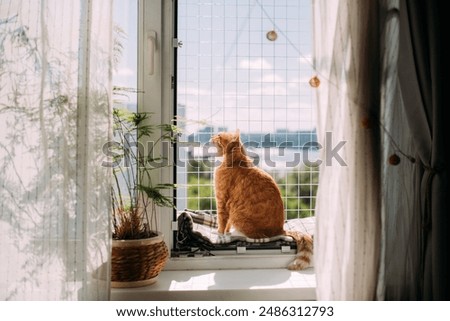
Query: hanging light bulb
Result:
<box><xmin>266</xmin><ymin>30</ymin><xmax>278</xmax><ymax>41</ymax></box>
<box><xmin>388</xmin><ymin>153</ymin><xmax>401</xmax><ymax>166</ymax></box>
<box><xmin>361</xmin><ymin>116</ymin><xmax>371</xmax><ymax>129</ymax></box>
<box><xmin>309</xmin><ymin>76</ymin><xmax>320</xmax><ymax>88</ymax></box>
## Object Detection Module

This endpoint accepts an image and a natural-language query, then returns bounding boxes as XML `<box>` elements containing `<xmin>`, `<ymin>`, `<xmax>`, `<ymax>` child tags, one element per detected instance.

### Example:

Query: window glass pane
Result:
<box><xmin>113</xmin><ymin>0</ymin><xmax>138</xmax><ymax>111</ymax></box>
<box><xmin>176</xmin><ymin>0</ymin><xmax>318</xmax><ymax>220</ymax></box>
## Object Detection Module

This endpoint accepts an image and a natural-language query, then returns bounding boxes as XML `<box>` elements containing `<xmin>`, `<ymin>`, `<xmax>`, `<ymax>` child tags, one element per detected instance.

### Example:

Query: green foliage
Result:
<box><xmin>187</xmin><ymin>175</ymin><xmax>216</xmax><ymax>210</ymax></box>
<box><xmin>187</xmin><ymin>159</ymin><xmax>213</xmax><ymax>179</ymax></box>
<box><xmin>276</xmin><ymin>165</ymin><xmax>319</xmax><ymax>219</ymax></box>
<box><xmin>137</xmin><ymin>184</ymin><xmax>177</xmax><ymax>208</ymax></box>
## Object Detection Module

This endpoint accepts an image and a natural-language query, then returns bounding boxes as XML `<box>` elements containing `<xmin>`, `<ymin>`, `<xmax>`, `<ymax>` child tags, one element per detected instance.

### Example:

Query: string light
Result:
<box><xmin>309</xmin><ymin>76</ymin><xmax>320</xmax><ymax>88</ymax></box>
<box><xmin>266</xmin><ymin>30</ymin><xmax>278</xmax><ymax>41</ymax></box>
<box><xmin>255</xmin><ymin>0</ymin><xmax>415</xmax><ymax>166</ymax></box>
<box><xmin>388</xmin><ymin>153</ymin><xmax>401</xmax><ymax>166</ymax></box>
<box><xmin>361</xmin><ymin>116</ymin><xmax>371</xmax><ymax>129</ymax></box>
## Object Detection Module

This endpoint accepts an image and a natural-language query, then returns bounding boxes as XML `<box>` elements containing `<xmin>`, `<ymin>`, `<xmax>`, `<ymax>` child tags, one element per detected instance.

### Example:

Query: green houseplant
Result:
<box><xmin>110</xmin><ymin>88</ymin><xmax>179</xmax><ymax>287</ymax></box>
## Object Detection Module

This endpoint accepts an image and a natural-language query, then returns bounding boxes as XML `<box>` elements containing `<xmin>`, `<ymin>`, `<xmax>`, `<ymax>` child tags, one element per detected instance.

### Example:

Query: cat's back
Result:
<box><xmin>226</xmin><ymin>165</ymin><xmax>285</xmax><ymax>237</ymax></box>
<box><xmin>216</xmin><ymin>162</ymin><xmax>284</xmax><ymax>211</ymax></box>
<box><xmin>215</xmin><ymin>159</ymin><xmax>276</xmax><ymax>188</ymax></box>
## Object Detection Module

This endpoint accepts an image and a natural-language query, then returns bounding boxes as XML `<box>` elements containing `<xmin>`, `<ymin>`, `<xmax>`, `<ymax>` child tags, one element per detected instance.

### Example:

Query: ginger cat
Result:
<box><xmin>211</xmin><ymin>130</ymin><xmax>313</xmax><ymax>270</ymax></box>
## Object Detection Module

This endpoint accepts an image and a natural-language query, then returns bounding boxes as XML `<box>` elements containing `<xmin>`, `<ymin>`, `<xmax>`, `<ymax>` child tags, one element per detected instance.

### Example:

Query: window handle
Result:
<box><xmin>148</xmin><ymin>30</ymin><xmax>156</xmax><ymax>75</ymax></box>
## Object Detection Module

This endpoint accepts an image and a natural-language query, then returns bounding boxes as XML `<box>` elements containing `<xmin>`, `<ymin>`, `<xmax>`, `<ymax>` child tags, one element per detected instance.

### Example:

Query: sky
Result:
<box><xmin>113</xmin><ymin>0</ymin><xmax>316</xmax><ymax>134</ymax></box>
<box><xmin>113</xmin><ymin>0</ymin><xmax>138</xmax><ymax>107</ymax></box>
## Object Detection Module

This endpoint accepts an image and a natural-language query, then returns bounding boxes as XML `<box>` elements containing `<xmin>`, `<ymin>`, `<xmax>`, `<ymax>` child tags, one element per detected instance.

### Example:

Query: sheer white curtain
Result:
<box><xmin>313</xmin><ymin>0</ymin><xmax>382</xmax><ymax>300</ymax></box>
<box><xmin>0</xmin><ymin>0</ymin><xmax>112</xmax><ymax>300</ymax></box>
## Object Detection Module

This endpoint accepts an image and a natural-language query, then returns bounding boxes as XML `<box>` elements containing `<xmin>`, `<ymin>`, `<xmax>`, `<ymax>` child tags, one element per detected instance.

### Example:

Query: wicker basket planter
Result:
<box><xmin>111</xmin><ymin>232</ymin><xmax>169</xmax><ymax>288</ymax></box>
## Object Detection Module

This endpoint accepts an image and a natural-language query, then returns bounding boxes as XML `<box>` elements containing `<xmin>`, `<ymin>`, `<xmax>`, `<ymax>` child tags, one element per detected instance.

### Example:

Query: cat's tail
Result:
<box><xmin>284</xmin><ymin>230</ymin><xmax>314</xmax><ymax>270</ymax></box>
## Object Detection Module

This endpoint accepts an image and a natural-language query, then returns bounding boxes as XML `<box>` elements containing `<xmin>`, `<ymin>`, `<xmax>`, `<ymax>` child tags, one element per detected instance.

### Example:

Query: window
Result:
<box><xmin>176</xmin><ymin>0</ymin><xmax>317</xmax><ymax>217</ymax></box>
<box><xmin>133</xmin><ymin>0</ymin><xmax>317</xmax><ymax>269</ymax></box>
<box><xmin>174</xmin><ymin>0</ymin><xmax>317</xmax><ymax>258</ymax></box>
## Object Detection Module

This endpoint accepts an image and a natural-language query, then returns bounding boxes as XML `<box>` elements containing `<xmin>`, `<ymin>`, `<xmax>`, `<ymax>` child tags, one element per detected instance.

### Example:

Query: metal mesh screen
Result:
<box><xmin>176</xmin><ymin>0</ymin><xmax>318</xmax><ymax>220</ymax></box>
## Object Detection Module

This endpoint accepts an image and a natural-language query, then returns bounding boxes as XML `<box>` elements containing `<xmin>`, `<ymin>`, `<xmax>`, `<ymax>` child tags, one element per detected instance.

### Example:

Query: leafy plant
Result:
<box><xmin>111</xmin><ymin>90</ymin><xmax>180</xmax><ymax>240</ymax></box>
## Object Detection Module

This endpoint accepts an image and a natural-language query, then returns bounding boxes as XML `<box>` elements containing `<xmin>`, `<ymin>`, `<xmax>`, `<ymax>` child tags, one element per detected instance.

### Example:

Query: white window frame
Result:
<box><xmin>139</xmin><ymin>0</ymin><xmax>308</xmax><ymax>271</ymax></box>
<box><xmin>138</xmin><ymin>0</ymin><xmax>175</xmax><ymax>254</ymax></box>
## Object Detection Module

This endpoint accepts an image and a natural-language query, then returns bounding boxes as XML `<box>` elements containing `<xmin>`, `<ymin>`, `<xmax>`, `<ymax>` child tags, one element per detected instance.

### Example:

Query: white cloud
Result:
<box><xmin>261</xmin><ymin>73</ymin><xmax>284</xmax><ymax>83</ymax></box>
<box><xmin>287</xmin><ymin>76</ymin><xmax>314</xmax><ymax>87</ymax></box>
<box><xmin>239</xmin><ymin>58</ymin><xmax>272</xmax><ymax>70</ymax></box>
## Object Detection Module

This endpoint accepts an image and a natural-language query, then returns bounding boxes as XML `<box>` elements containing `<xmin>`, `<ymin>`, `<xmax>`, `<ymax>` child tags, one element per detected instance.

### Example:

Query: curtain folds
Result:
<box><xmin>377</xmin><ymin>0</ymin><xmax>420</xmax><ymax>300</ymax></box>
<box><xmin>313</xmin><ymin>0</ymin><xmax>381</xmax><ymax>300</ymax></box>
<box><xmin>314</xmin><ymin>0</ymin><xmax>448</xmax><ymax>300</ymax></box>
<box><xmin>395</xmin><ymin>0</ymin><xmax>449</xmax><ymax>300</ymax></box>
<box><xmin>0</xmin><ymin>0</ymin><xmax>112</xmax><ymax>300</ymax></box>
<box><xmin>378</xmin><ymin>0</ymin><xmax>449</xmax><ymax>300</ymax></box>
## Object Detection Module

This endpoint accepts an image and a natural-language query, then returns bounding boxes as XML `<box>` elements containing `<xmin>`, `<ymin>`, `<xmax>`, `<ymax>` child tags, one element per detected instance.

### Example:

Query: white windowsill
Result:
<box><xmin>110</xmin><ymin>268</ymin><xmax>316</xmax><ymax>301</ymax></box>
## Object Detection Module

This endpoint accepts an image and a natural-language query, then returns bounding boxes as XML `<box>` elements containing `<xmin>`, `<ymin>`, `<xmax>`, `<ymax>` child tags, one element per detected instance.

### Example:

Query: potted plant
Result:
<box><xmin>109</xmin><ymin>90</ymin><xmax>179</xmax><ymax>288</ymax></box>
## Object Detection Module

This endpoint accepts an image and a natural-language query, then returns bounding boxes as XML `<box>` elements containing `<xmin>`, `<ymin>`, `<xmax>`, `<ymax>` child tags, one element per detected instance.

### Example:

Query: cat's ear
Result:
<box><xmin>234</xmin><ymin>129</ymin><xmax>241</xmax><ymax>140</ymax></box>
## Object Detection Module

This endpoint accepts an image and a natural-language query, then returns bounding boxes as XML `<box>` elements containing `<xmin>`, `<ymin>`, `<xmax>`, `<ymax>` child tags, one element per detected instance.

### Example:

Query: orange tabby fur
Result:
<box><xmin>211</xmin><ymin>130</ymin><xmax>313</xmax><ymax>270</ymax></box>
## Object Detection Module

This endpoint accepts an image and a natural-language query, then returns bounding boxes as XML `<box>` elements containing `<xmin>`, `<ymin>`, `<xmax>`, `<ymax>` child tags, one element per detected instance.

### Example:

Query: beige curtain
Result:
<box><xmin>313</xmin><ymin>0</ymin><xmax>381</xmax><ymax>300</ymax></box>
<box><xmin>0</xmin><ymin>0</ymin><xmax>112</xmax><ymax>300</ymax></box>
<box><xmin>377</xmin><ymin>0</ymin><xmax>419</xmax><ymax>299</ymax></box>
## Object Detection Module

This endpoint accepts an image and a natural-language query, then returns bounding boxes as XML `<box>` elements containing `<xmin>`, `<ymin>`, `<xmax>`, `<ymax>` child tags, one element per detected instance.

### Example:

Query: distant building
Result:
<box><xmin>187</xmin><ymin>126</ymin><xmax>318</xmax><ymax>150</ymax></box>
